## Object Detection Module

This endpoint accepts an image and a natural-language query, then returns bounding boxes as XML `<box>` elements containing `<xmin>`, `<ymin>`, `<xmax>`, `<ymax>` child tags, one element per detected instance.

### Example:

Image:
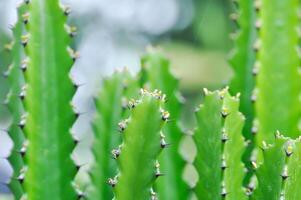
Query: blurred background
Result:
<box><xmin>0</xmin><ymin>0</ymin><xmax>234</xmax><ymax>198</ymax></box>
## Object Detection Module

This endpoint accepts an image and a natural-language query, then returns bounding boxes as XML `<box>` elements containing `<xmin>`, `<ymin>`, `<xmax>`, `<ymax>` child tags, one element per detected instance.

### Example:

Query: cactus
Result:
<box><xmin>140</xmin><ymin>50</ymin><xmax>188</xmax><ymax>199</ymax></box>
<box><xmin>21</xmin><ymin>0</ymin><xmax>78</xmax><ymax>199</ymax></box>
<box><xmin>88</xmin><ymin>70</ymin><xmax>138</xmax><ymax>200</ymax></box>
<box><xmin>228</xmin><ymin>0</ymin><xmax>256</xmax><ymax>184</ymax></box>
<box><xmin>112</xmin><ymin>89</ymin><xmax>168</xmax><ymax>200</ymax></box>
<box><xmin>4</xmin><ymin>2</ymin><xmax>27</xmax><ymax>199</ymax></box>
<box><xmin>255</xmin><ymin>0</ymin><xmax>301</xmax><ymax>144</ymax></box>
<box><xmin>251</xmin><ymin>133</ymin><xmax>301</xmax><ymax>200</ymax></box>
<box><xmin>193</xmin><ymin>88</ymin><xmax>247</xmax><ymax>200</ymax></box>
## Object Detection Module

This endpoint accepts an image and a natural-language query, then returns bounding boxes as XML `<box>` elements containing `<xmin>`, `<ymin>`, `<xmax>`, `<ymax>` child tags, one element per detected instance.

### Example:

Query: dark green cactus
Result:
<box><xmin>193</xmin><ymin>88</ymin><xmax>247</xmax><ymax>200</ymax></box>
<box><xmin>4</xmin><ymin>2</ymin><xmax>27</xmax><ymax>199</ymax></box>
<box><xmin>140</xmin><ymin>50</ymin><xmax>188</xmax><ymax>199</ymax></box>
<box><xmin>251</xmin><ymin>133</ymin><xmax>301</xmax><ymax>200</ymax></box>
<box><xmin>255</xmin><ymin>0</ymin><xmax>301</xmax><ymax>144</ymax></box>
<box><xmin>113</xmin><ymin>89</ymin><xmax>169</xmax><ymax>200</ymax></box>
<box><xmin>22</xmin><ymin>0</ymin><xmax>78</xmax><ymax>199</ymax></box>
<box><xmin>88</xmin><ymin>70</ymin><xmax>138</xmax><ymax>200</ymax></box>
<box><xmin>228</xmin><ymin>0</ymin><xmax>256</xmax><ymax>184</ymax></box>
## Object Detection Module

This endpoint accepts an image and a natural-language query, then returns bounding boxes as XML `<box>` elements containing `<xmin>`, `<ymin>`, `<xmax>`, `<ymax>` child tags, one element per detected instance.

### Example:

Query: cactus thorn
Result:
<box><xmin>107</xmin><ymin>178</ymin><xmax>117</xmax><ymax>188</ymax></box>
<box><xmin>22</xmin><ymin>13</ymin><xmax>30</xmax><ymax>25</ymax></box>
<box><xmin>111</xmin><ymin>148</ymin><xmax>121</xmax><ymax>159</ymax></box>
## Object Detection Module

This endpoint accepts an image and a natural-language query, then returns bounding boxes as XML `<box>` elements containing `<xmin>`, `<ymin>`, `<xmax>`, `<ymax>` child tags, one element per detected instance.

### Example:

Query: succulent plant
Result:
<box><xmin>251</xmin><ymin>133</ymin><xmax>301</xmax><ymax>200</ymax></box>
<box><xmin>20</xmin><ymin>0</ymin><xmax>79</xmax><ymax>199</ymax></box>
<box><xmin>254</xmin><ymin>0</ymin><xmax>301</xmax><ymax>144</ymax></box>
<box><xmin>88</xmin><ymin>70</ymin><xmax>138</xmax><ymax>200</ymax></box>
<box><xmin>228</xmin><ymin>0</ymin><xmax>256</xmax><ymax>184</ymax></box>
<box><xmin>112</xmin><ymin>89</ymin><xmax>169</xmax><ymax>200</ymax></box>
<box><xmin>4</xmin><ymin>2</ymin><xmax>27</xmax><ymax>199</ymax></box>
<box><xmin>4</xmin><ymin>0</ymin><xmax>301</xmax><ymax>200</ymax></box>
<box><xmin>193</xmin><ymin>88</ymin><xmax>247</xmax><ymax>200</ymax></box>
<box><xmin>139</xmin><ymin>51</ymin><xmax>189</xmax><ymax>199</ymax></box>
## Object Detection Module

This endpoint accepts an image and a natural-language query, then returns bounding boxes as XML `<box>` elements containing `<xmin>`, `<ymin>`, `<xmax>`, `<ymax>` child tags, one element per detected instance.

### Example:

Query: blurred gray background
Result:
<box><xmin>0</xmin><ymin>0</ymin><xmax>234</xmax><ymax>198</ymax></box>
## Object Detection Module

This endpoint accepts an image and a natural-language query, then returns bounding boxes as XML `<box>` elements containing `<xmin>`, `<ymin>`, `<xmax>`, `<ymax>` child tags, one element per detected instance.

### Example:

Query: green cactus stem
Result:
<box><xmin>193</xmin><ymin>88</ymin><xmax>247</xmax><ymax>200</ymax></box>
<box><xmin>4</xmin><ymin>2</ymin><xmax>27</xmax><ymax>198</ymax></box>
<box><xmin>251</xmin><ymin>133</ymin><xmax>301</xmax><ymax>200</ymax></box>
<box><xmin>140</xmin><ymin>50</ymin><xmax>188</xmax><ymax>200</ymax></box>
<box><xmin>228</xmin><ymin>0</ymin><xmax>256</xmax><ymax>185</ymax></box>
<box><xmin>88</xmin><ymin>70</ymin><xmax>138</xmax><ymax>200</ymax></box>
<box><xmin>22</xmin><ymin>0</ymin><xmax>78</xmax><ymax>199</ymax></box>
<box><xmin>255</xmin><ymin>0</ymin><xmax>301</xmax><ymax>144</ymax></box>
<box><xmin>113</xmin><ymin>89</ymin><xmax>169</xmax><ymax>200</ymax></box>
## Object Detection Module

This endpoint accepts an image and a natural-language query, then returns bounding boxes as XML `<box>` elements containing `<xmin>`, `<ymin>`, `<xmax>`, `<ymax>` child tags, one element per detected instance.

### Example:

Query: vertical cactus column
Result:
<box><xmin>22</xmin><ymin>0</ymin><xmax>78</xmax><ymax>199</ymax></box>
<box><xmin>252</xmin><ymin>134</ymin><xmax>301</xmax><ymax>200</ymax></box>
<box><xmin>255</xmin><ymin>0</ymin><xmax>301</xmax><ymax>144</ymax></box>
<box><xmin>4</xmin><ymin>2</ymin><xmax>27</xmax><ymax>199</ymax></box>
<box><xmin>112</xmin><ymin>90</ymin><xmax>169</xmax><ymax>200</ymax></box>
<box><xmin>140</xmin><ymin>51</ymin><xmax>188</xmax><ymax>199</ymax></box>
<box><xmin>193</xmin><ymin>89</ymin><xmax>247</xmax><ymax>200</ymax></box>
<box><xmin>89</xmin><ymin>71</ymin><xmax>138</xmax><ymax>200</ymax></box>
<box><xmin>228</xmin><ymin>0</ymin><xmax>256</xmax><ymax>184</ymax></box>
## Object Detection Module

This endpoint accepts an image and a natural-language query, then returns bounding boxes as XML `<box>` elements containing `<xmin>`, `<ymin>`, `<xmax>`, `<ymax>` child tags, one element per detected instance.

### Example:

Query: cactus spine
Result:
<box><xmin>140</xmin><ymin>51</ymin><xmax>188</xmax><ymax>199</ymax></box>
<box><xmin>89</xmin><ymin>70</ymin><xmax>138</xmax><ymax>200</ymax></box>
<box><xmin>113</xmin><ymin>90</ymin><xmax>168</xmax><ymax>200</ymax></box>
<box><xmin>228</xmin><ymin>0</ymin><xmax>256</xmax><ymax>184</ymax></box>
<box><xmin>255</xmin><ymin>0</ymin><xmax>301</xmax><ymax>144</ymax></box>
<box><xmin>193</xmin><ymin>89</ymin><xmax>247</xmax><ymax>200</ymax></box>
<box><xmin>22</xmin><ymin>0</ymin><xmax>78</xmax><ymax>199</ymax></box>
<box><xmin>5</xmin><ymin>3</ymin><xmax>27</xmax><ymax>198</ymax></box>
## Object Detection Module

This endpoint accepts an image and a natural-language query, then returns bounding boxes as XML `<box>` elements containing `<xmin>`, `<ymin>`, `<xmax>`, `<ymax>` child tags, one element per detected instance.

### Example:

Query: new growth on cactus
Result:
<box><xmin>193</xmin><ymin>88</ymin><xmax>247</xmax><ymax>200</ymax></box>
<box><xmin>112</xmin><ymin>89</ymin><xmax>169</xmax><ymax>200</ymax></box>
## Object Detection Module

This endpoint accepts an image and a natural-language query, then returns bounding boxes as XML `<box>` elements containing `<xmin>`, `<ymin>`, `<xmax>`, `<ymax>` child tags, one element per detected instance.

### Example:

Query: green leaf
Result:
<box><xmin>23</xmin><ymin>0</ymin><xmax>77</xmax><ymax>199</ymax></box>
<box><xmin>88</xmin><ymin>70</ymin><xmax>138</xmax><ymax>200</ymax></box>
<box><xmin>140</xmin><ymin>51</ymin><xmax>188</xmax><ymax>199</ymax></box>
<box><xmin>114</xmin><ymin>90</ymin><xmax>168</xmax><ymax>200</ymax></box>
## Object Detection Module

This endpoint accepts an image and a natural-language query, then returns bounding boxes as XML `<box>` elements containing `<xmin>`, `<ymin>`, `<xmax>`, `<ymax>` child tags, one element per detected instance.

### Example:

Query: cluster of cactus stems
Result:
<box><xmin>3</xmin><ymin>0</ymin><xmax>301</xmax><ymax>199</ymax></box>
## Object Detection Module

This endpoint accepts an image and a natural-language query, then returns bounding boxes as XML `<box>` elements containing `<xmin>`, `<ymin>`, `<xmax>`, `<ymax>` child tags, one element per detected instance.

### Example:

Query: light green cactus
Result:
<box><xmin>4</xmin><ymin>2</ymin><xmax>27</xmax><ymax>199</ymax></box>
<box><xmin>251</xmin><ymin>133</ymin><xmax>301</xmax><ymax>200</ymax></box>
<box><xmin>193</xmin><ymin>88</ymin><xmax>247</xmax><ymax>200</ymax></box>
<box><xmin>21</xmin><ymin>0</ymin><xmax>78</xmax><ymax>199</ymax></box>
<box><xmin>255</xmin><ymin>0</ymin><xmax>301</xmax><ymax>144</ymax></box>
<box><xmin>113</xmin><ymin>89</ymin><xmax>169</xmax><ymax>200</ymax></box>
<box><xmin>228</xmin><ymin>0</ymin><xmax>256</xmax><ymax>184</ymax></box>
<box><xmin>139</xmin><ymin>50</ymin><xmax>189</xmax><ymax>199</ymax></box>
<box><xmin>88</xmin><ymin>70</ymin><xmax>139</xmax><ymax>200</ymax></box>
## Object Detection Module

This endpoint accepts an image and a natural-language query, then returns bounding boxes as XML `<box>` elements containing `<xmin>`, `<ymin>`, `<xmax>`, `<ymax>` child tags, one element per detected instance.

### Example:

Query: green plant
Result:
<box><xmin>228</xmin><ymin>0</ymin><xmax>256</xmax><ymax>184</ymax></box>
<box><xmin>254</xmin><ymin>0</ymin><xmax>301</xmax><ymax>144</ymax></box>
<box><xmin>193</xmin><ymin>88</ymin><xmax>246</xmax><ymax>200</ymax></box>
<box><xmin>112</xmin><ymin>89</ymin><xmax>169</xmax><ymax>200</ymax></box>
<box><xmin>4</xmin><ymin>3</ymin><xmax>27</xmax><ymax>199</ymax></box>
<box><xmin>140</xmin><ymin>51</ymin><xmax>189</xmax><ymax>199</ymax></box>
<box><xmin>89</xmin><ymin>70</ymin><xmax>138</xmax><ymax>200</ymax></box>
<box><xmin>21</xmin><ymin>0</ymin><xmax>78</xmax><ymax>199</ymax></box>
<box><xmin>4</xmin><ymin>0</ymin><xmax>301</xmax><ymax>200</ymax></box>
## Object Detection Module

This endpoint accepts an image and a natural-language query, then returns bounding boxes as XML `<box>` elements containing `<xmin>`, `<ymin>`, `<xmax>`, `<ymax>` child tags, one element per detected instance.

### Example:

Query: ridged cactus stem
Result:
<box><xmin>140</xmin><ymin>51</ymin><xmax>188</xmax><ymax>200</ymax></box>
<box><xmin>228</xmin><ymin>0</ymin><xmax>256</xmax><ymax>185</ymax></box>
<box><xmin>193</xmin><ymin>88</ymin><xmax>247</xmax><ymax>200</ymax></box>
<box><xmin>88</xmin><ymin>70</ymin><xmax>138</xmax><ymax>200</ymax></box>
<box><xmin>255</xmin><ymin>0</ymin><xmax>301</xmax><ymax>143</ymax></box>
<box><xmin>5</xmin><ymin>3</ymin><xmax>27</xmax><ymax>198</ymax></box>
<box><xmin>113</xmin><ymin>90</ymin><xmax>169</xmax><ymax>200</ymax></box>
<box><xmin>251</xmin><ymin>134</ymin><xmax>301</xmax><ymax>200</ymax></box>
<box><xmin>22</xmin><ymin>0</ymin><xmax>78</xmax><ymax>199</ymax></box>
